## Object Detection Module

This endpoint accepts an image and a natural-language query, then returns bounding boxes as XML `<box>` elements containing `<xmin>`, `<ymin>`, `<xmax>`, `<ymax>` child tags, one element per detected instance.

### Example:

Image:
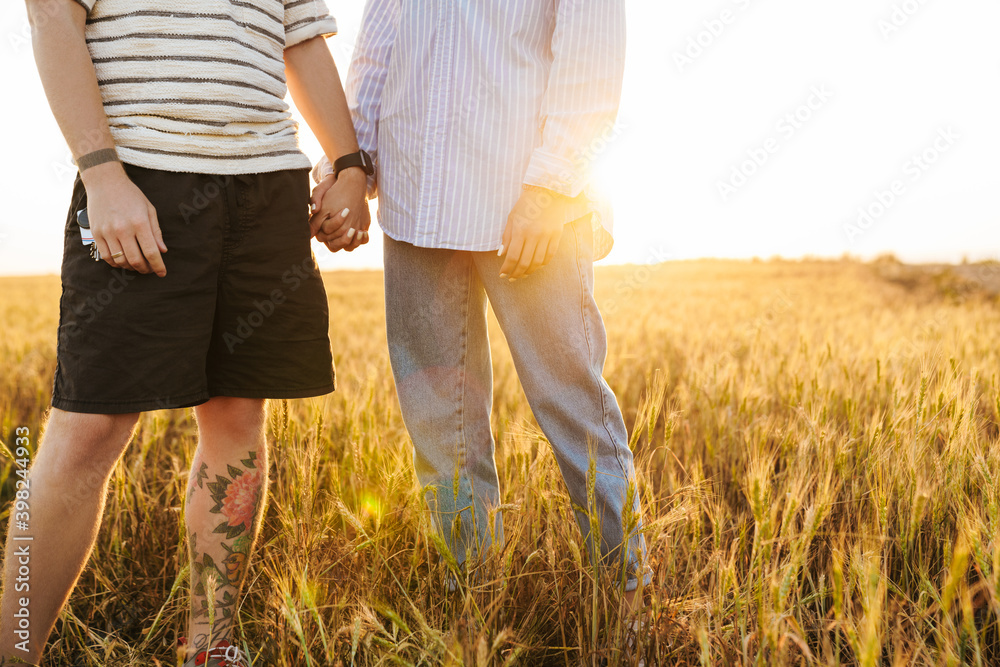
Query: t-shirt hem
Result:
<box><xmin>115</xmin><ymin>147</ymin><xmax>313</xmax><ymax>176</ymax></box>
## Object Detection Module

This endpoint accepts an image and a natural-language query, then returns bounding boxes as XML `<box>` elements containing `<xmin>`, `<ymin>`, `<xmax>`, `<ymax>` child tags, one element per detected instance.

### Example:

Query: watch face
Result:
<box><xmin>361</xmin><ymin>150</ymin><xmax>375</xmax><ymax>175</ymax></box>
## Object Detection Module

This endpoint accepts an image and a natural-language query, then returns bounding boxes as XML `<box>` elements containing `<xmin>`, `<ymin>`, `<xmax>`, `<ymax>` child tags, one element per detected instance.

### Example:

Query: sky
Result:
<box><xmin>1</xmin><ymin>0</ymin><xmax>998</xmax><ymax>276</ymax></box>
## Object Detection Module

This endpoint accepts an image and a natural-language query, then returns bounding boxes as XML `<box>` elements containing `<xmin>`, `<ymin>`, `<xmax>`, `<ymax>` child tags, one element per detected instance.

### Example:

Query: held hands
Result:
<box><xmin>309</xmin><ymin>168</ymin><xmax>370</xmax><ymax>252</ymax></box>
<box><xmin>84</xmin><ymin>163</ymin><xmax>167</xmax><ymax>276</ymax></box>
<box><xmin>498</xmin><ymin>185</ymin><xmax>590</xmax><ymax>281</ymax></box>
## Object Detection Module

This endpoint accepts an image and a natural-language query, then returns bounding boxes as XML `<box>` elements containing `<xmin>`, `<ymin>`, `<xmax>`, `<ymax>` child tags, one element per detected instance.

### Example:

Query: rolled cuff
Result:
<box><xmin>285</xmin><ymin>16</ymin><xmax>338</xmax><ymax>49</ymax></box>
<box><xmin>312</xmin><ymin>155</ymin><xmax>334</xmax><ymax>184</ymax></box>
<box><xmin>624</xmin><ymin>567</ymin><xmax>654</xmax><ymax>593</ymax></box>
<box><xmin>523</xmin><ymin>149</ymin><xmax>588</xmax><ymax>199</ymax></box>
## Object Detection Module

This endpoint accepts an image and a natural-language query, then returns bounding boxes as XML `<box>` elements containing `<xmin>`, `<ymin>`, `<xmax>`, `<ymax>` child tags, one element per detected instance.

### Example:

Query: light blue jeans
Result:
<box><xmin>384</xmin><ymin>217</ymin><xmax>651</xmax><ymax>591</ymax></box>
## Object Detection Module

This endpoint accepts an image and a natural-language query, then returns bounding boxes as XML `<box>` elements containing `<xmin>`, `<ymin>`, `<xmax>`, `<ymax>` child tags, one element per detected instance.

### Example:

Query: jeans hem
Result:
<box><xmin>624</xmin><ymin>569</ymin><xmax>655</xmax><ymax>593</ymax></box>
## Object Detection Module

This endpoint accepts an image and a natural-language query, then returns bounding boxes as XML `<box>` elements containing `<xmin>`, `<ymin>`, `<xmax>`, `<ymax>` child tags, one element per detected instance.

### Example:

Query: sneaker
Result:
<box><xmin>580</xmin><ymin>620</ymin><xmax>645</xmax><ymax>667</ymax></box>
<box><xmin>178</xmin><ymin>638</ymin><xmax>252</xmax><ymax>667</ymax></box>
<box><xmin>626</xmin><ymin>618</ymin><xmax>646</xmax><ymax>667</ymax></box>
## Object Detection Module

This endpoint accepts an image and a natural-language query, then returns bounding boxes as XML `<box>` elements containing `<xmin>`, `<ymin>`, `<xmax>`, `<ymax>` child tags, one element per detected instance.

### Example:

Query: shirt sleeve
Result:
<box><xmin>522</xmin><ymin>0</ymin><xmax>627</xmax><ymax>198</ymax></box>
<box><xmin>71</xmin><ymin>0</ymin><xmax>96</xmax><ymax>12</ymax></box>
<box><xmin>284</xmin><ymin>0</ymin><xmax>338</xmax><ymax>49</ymax></box>
<box><xmin>313</xmin><ymin>0</ymin><xmax>399</xmax><ymax>199</ymax></box>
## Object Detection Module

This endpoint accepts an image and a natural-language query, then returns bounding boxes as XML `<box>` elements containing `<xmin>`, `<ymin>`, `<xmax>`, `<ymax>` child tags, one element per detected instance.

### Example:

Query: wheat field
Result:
<box><xmin>2</xmin><ymin>259</ymin><xmax>1000</xmax><ymax>666</ymax></box>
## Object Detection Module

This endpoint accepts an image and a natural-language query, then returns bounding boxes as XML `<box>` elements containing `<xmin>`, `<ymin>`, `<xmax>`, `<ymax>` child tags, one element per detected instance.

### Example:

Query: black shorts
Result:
<box><xmin>52</xmin><ymin>164</ymin><xmax>336</xmax><ymax>414</ymax></box>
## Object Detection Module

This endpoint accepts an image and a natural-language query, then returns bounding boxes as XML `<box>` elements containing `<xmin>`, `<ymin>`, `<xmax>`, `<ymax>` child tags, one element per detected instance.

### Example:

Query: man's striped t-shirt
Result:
<box><xmin>73</xmin><ymin>0</ymin><xmax>338</xmax><ymax>175</ymax></box>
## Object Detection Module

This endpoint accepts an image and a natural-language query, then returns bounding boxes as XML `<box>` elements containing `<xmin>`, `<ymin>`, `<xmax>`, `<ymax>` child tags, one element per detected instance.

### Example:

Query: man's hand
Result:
<box><xmin>499</xmin><ymin>186</ymin><xmax>590</xmax><ymax>281</ymax></box>
<box><xmin>309</xmin><ymin>168</ymin><xmax>370</xmax><ymax>252</ymax></box>
<box><xmin>27</xmin><ymin>0</ymin><xmax>167</xmax><ymax>275</ymax></box>
<box><xmin>84</xmin><ymin>162</ymin><xmax>167</xmax><ymax>276</ymax></box>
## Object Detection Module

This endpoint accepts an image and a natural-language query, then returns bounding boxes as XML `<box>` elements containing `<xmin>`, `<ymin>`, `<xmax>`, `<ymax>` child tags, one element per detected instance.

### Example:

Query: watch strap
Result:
<box><xmin>333</xmin><ymin>150</ymin><xmax>375</xmax><ymax>178</ymax></box>
<box><xmin>76</xmin><ymin>148</ymin><xmax>120</xmax><ymax>172</ymax></box>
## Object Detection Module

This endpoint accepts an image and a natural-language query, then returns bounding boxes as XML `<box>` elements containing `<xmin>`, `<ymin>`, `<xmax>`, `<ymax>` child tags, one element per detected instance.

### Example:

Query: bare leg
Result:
<box><xmin>0</xmin><ymin>409</ymin><xmax>138</xmax><ymax>665</ymax></box>
<box><xmin>183</xmin><ymin>397</ymin><xmax>267</xmax><ymax>659</ymax></box>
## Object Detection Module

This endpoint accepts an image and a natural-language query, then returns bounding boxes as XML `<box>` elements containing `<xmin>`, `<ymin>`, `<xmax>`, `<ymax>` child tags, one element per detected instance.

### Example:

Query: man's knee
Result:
<box><xmin>42</xmin><ymin>409</ymin><xmax>138</xmax><ymax>478</ymax></box>
<box><xmin>194</xmin><ymin>397</ymin><xmax>266</xmax><ymax>440</ymax></box>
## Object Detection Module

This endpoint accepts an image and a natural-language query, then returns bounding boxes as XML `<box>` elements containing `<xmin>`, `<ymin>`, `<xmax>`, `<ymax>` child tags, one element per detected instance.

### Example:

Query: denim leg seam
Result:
<box><xmin>573</xmin><ymin>224</ymin><xmax>629</xmax><ymax>484</ymax></box>
<box><xmin>573</xmin><ymin>225</ymin><xmax>647</xmax><ymax>585</ymax></box>
<box><xmin>457</xmin><ymin>255</ymin><xmax>473</xmax><ymax>510</ymax></box>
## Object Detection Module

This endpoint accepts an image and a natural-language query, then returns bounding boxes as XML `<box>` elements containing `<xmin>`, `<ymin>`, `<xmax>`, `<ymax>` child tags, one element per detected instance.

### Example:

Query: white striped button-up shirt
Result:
<box><xmin>317</xmin><ymin>0</ymin><xmax>625</xmax><ymax>259</ymax></box>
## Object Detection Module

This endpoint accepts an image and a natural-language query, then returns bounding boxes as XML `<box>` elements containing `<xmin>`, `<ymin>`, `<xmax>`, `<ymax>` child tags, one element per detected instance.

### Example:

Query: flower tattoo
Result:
<box><xmin>221</xmin><ymin>469</ymin><xmax>262</xmax><ymax>532</ymax></box>
<box><xmin>207</xmin><ymin>451</ymin><xmax>260</xmax><ymax>540</ymax></box>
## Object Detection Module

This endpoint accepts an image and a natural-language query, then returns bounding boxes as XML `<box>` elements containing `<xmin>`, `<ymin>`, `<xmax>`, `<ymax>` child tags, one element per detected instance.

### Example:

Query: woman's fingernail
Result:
<box><xmin>499</xmin><ymin>273</ymin><xmax>508</xmax><ymax>279</ymax></box>
<box><xmin>347</xmin><ymin>228</ymin><xmax>356</xmax><ymax>239</ymax></box>
<box><xmin>341</xmin><ymin>208</ymin><xmax>350</xmax><ymax>218</ymax></box>
<box><xmin>497</xmin><ymin>244</ymin><xmax>504</xmax><ymax>256</ymax></box>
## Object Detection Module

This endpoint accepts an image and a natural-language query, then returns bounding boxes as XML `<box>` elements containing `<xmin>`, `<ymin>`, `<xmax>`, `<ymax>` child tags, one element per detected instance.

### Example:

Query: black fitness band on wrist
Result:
<box><xmin>333</xmin><ymin>150</ymin><xmax>375</xmax><ymax>179</ymax></box>
<box><xmin>76</xmin><ymin>148</ymin><xmax>120</xmax><ymax>172</ymax></box>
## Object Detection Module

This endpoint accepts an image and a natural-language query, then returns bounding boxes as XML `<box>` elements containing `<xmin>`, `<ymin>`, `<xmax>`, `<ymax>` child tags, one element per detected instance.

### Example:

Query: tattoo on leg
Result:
<box><xmin>208</xmin><ymin>450</ymin><xmax>260</xmax><ymax>541</ymax></box>
<box><xmin>194</xmin><ymin>461</ymin><xmax>209</xmax><ymax>489</ymax></box>
<box><xmin>188</xmin><ymin>450</ymin><xmax>264</xmax><ymax>645</ymax></box>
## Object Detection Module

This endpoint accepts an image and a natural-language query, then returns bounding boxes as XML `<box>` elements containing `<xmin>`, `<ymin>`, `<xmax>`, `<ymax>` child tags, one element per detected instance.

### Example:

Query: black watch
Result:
<box><xmin>333</xmin><ymin>150</ymin><xmax>375</xmax><ymax>178</ymax></box>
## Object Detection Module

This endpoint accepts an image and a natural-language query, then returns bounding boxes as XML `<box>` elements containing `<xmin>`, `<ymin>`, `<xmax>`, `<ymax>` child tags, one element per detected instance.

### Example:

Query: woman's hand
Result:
<box><xmin>498</xmin><ymin>185</ymin><xmax>589</xmax><ymax>280</ymax></box>
<box><xmin>309</xmin><ymin>168</ymin><xmax>370</xmax><ymax>253</ymax></box>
